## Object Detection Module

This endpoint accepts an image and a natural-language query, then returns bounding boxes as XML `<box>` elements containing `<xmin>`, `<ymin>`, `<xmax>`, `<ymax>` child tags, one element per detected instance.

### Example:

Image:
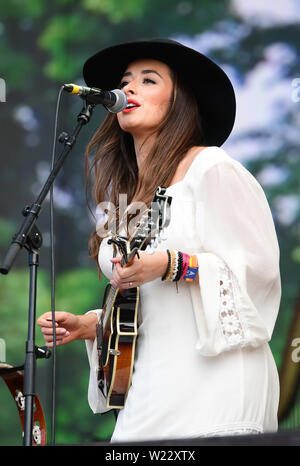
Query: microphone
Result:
<box><xmin>63</xmin><ymin>83</ymin><xmax>127</xmax><ymax>113</ymax></box>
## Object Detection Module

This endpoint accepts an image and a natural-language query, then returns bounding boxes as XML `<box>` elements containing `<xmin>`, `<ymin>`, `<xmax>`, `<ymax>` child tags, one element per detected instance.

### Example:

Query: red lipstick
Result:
<box><xmin>122</xmin><ymin>99</ymin><xmax>141</xmax><ymax>113</ymax></box>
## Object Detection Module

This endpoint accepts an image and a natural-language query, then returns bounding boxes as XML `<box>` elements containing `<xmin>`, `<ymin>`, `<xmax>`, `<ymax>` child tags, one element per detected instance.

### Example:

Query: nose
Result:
<box><xmin>122</xmin><ymin>80</ymin><xmax>136</xmax><ymax>96</ymax></box>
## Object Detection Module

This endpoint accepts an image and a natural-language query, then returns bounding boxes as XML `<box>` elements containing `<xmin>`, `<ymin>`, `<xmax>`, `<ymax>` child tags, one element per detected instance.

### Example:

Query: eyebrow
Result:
<box><xmin>122</xmin><ymin>69</ymin><xmax>163</xmax><ymax>79</ymax></box>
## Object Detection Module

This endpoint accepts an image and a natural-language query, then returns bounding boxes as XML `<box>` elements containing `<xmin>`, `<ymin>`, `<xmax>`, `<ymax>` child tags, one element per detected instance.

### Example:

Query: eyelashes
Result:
<box><xmin>120</xmin><ymin>78</ymin><xmax>156</xmax><ymax>89</ymax></box>
<box><xmin>119</xmin><ymin>81</ymin><xmax>129</xmax><ymax>89</ymax></box>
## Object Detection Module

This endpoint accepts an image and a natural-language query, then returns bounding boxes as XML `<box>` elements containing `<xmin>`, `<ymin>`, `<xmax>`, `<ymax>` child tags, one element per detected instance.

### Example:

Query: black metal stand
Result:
<box><xmin>23</xmin><ymin>223</ymin><xmax>42</xmax><ymax>446</ymax></box>
<box><xmin>0</xmin><ymin>98</ymin><xmax>96</xmax><ymax>446</ymax></box>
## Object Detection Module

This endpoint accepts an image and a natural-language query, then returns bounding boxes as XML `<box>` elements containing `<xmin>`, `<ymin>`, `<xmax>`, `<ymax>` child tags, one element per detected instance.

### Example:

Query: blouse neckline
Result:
<box><xmin>166</xmin><ymin>146</ymin><xmax>216</xmax><ymax>192</ymax></box>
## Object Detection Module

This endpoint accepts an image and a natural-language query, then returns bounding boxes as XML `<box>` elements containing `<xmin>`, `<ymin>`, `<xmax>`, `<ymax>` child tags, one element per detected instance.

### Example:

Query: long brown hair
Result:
<box><xmin>84</xmin><ymin>72</ymin><xmax>205</xmax><ymax>276</ymax></box>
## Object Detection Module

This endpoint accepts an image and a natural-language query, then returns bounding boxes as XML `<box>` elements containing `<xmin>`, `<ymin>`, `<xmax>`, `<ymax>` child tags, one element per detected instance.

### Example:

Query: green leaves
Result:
<box><xmin>38</xmin><ymin>13</ymin><xmax>99</xmax><ymax>80</ymax></box>
<box><xmin>82</xmin><ymin>0</ymin><xmax>148</xmax><ymax>24</ymax></box>
<box><xmin>54</xmin><ymin>267</ymin><xmax>108</xmax><ymax>313</ymax></box>
<box><xmin>0</xmin><ymin>0</ymin><xmax>46</xmax><ymax>19</ymax></box>
<box><xmin>0</xmin><ymin>218</ymin><xmax>15</xmax><ymax>247</ymax></box>
<box><xmin>0</xmin><ymin>40</ymin><xmax>37</xmax><ymax>92</ymax></box>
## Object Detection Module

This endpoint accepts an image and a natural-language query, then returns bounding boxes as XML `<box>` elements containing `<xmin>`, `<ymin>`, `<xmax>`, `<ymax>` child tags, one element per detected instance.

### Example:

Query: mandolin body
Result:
<box><xmin>97</xmin><ymin>284</ymin><xmax>139</xmax><ymax>409</ymax></box>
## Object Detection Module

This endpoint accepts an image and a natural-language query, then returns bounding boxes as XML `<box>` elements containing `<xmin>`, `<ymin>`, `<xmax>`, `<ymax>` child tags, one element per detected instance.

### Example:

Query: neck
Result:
<box><xmin>133</xmin><ymin>133</ymin><xmax>157</xmax><ymax>169</ymax></box>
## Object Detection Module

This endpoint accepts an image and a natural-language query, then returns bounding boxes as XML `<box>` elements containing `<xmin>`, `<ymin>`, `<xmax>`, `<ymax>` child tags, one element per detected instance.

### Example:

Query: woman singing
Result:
<box><xmin>37</xmin><ymin>39</ymin><xmax>281</xmax><ymax>442</ymax></box>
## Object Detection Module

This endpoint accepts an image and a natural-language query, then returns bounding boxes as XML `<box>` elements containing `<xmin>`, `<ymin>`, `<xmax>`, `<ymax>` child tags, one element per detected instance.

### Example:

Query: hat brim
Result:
<box><xmin>83</xmin><ymin>39</ymin><xmax>236</xmax><ymax>147</ymax></box>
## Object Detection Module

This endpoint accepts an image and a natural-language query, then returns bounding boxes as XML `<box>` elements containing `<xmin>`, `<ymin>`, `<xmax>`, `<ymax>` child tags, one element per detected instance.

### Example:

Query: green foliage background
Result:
<box><xmin>0</xmin><ymin>0</ymin><xmax>299</xmax><ymax>445</ymax></box>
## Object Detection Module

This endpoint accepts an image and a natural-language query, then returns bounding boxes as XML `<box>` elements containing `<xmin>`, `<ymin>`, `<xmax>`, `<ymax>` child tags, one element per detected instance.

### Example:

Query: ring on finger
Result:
<box><xmin>129</xmin><ymin>281</ymin><xmax>133</xmax><ymax>287</ymax></box>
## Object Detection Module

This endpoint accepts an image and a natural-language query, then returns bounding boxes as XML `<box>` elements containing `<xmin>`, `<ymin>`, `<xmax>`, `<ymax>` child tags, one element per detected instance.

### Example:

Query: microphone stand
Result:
<box><xmin>0</xmin><ymin>97</ymin><xmax>96</xmax><ymax>446</ymax></box>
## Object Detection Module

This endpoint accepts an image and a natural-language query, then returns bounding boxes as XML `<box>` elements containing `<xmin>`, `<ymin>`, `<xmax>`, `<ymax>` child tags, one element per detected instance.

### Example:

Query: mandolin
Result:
<box><xmin>96</xmin><ymin>187</ymin><xmax>172</xmax><ymax>409</ymax></box>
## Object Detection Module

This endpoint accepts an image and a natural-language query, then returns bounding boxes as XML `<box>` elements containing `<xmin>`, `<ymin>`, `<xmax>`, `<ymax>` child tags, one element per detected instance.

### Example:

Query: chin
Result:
<box><xmin>118</xmin><ymin>120</ymin><xmax>143</xmax><ymax>135</ymax></box>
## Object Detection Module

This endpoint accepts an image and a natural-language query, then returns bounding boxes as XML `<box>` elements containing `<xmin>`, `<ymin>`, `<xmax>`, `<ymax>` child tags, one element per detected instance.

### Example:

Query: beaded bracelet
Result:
<box><xmin>165</xmin><ymin>249</ymin><xmax>177</xmax><ymax>281</ymax></box>
<box><xmin>174</xmin><ymin>251</ymin><xmax>183</xmax><ymax>282</ymax></box>
<box><xmin>162</xmin><ymin>249</ymin><xmax>177</xmax><ymax>282</ymax></box>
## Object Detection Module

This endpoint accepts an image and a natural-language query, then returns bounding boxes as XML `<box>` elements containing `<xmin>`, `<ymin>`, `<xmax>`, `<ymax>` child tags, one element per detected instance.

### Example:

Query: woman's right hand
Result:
<box><xmin>37</xmin><ymin>311</ymin><xmax>82</xmax><ymax>347</ymax></box>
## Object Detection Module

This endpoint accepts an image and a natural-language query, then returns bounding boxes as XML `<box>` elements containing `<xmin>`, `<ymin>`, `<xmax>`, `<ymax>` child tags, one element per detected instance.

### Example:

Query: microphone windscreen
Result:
<box><xmin>107</xmin><ymin>89</ymin><xmax>127</xmax><ymax>113</ymax></box>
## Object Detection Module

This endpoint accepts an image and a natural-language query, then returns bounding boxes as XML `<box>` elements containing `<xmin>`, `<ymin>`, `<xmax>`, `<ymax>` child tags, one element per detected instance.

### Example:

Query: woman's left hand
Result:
<box><xmin>110</xmin><ymin>251</ymin><xmax>168</xmax><ymax>289</ymax></box>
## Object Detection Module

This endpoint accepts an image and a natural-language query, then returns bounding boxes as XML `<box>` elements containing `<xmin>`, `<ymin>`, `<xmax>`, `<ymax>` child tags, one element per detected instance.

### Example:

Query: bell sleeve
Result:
<box><xmin>189</xmin><ymin>157</ymin><xmax>281</xmax><ymax>356</ymax></box>
<box><xmin>85</xmin><ymin>309</ymin><xmax>110</xmax><ymax>414</ymax></box>
<box><xmin>84</xmin><ymin>238</ymin><xmax>116</xmax><ymax>413</ymax></box>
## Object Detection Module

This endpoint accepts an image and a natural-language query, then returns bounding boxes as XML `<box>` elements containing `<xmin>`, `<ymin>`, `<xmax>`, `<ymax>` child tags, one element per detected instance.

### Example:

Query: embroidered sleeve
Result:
<box><xmin>218</xmin><ymin>258</ymin><xmax>246</xmax><ymax>348</ymax></box>
<box><xmin>191</xmin><ymin>155</ymin><xmax>280</xmax><ymax>356</ymax></box>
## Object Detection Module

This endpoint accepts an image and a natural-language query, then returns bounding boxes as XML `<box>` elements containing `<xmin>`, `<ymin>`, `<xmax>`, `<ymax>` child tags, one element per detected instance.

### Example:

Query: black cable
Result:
<box><xmin>49</xmin><ymin>86</ymin><xmax>64</xmax><ymax>446</ymax></box>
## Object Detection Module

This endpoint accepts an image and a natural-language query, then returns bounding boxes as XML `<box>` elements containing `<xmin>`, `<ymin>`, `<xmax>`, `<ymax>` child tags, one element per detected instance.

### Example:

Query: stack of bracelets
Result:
<box><xmin>162</xmin><ymin>249</ymin><xmax>199</xmax><ymax>282</ymax></box>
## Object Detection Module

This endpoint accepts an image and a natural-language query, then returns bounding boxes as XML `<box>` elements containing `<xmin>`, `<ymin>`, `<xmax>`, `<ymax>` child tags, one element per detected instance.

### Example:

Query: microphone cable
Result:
<box><xmin>49</xmin><ymin>85</ymin><xmax>64</xmax><ymax>446</ymax></box>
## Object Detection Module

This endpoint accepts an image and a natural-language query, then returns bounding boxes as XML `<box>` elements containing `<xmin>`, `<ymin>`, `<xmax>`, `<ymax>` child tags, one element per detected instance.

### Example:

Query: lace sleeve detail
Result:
<box><xmin>218</xmin><ymin>259</ymin><xmax>246</xmax><ymax>348</ymax></box>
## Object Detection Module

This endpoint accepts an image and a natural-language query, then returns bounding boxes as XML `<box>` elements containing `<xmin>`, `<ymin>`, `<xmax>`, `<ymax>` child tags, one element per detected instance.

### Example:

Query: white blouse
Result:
<box><xmin>85</xmin><ymin>146</ymin><xmax>281</xmax><ymax>442</ymax></box>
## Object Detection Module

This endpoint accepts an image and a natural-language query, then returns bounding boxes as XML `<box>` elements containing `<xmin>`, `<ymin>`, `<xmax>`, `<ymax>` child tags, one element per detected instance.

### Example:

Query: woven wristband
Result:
<box><xmin>180</xmin><ymin>252</ymin><xmax>190</xmax><ymax>280</ymax></box>
<box><xmin>184</xmin><ymin>255</ymin><xmax>198</xmax><ymax>282</ymax></box>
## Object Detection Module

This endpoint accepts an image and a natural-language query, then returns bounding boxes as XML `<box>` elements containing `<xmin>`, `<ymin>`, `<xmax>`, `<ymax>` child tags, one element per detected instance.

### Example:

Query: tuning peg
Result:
<box><xmin>152</xmin><ymin>239</ymin><xmax>158</xmax><ymax>249</ymax></box>
<box><xmin>145</xmin><ymin>241</ymin><xmax>155</xmax><ymax>255</ymax></box>
<box><xmin>159</xmin><ymin>230</ymin><xmax>168</xmax><ymax>241</ymax></box>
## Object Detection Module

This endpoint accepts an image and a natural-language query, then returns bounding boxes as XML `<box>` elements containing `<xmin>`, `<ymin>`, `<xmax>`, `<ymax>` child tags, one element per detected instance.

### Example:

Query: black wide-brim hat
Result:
<box><xmin>83</xmin><ymin>38</ymin><xmax>236</xmax><ymax>147</ymax></box>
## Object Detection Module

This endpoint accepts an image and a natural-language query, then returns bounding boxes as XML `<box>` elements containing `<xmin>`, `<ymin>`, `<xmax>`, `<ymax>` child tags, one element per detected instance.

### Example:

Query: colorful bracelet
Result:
<box><xmin>183</xmin><ymin>255</ymin><xmax>199</xmax><ymax>282</ymax></box>
<box><xmin>180</xmin><ymin>252</ymin><xmax>190</xmax><ymax>280</ymax></box>
<box><xmin>162</xmin><ymin>250</ymin><xmax>198</xmax><ymax>283</ymax></box>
